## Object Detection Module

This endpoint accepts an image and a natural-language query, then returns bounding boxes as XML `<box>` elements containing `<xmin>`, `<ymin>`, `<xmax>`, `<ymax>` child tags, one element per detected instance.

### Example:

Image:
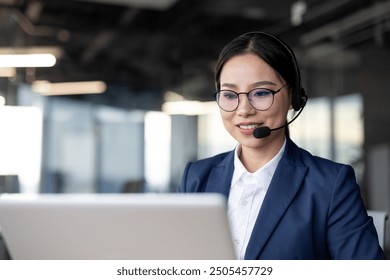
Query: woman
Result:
<box><xmin>179</xmin><ymin>31</ymin><xmax>386</xmax><ymax>260</ymax></box>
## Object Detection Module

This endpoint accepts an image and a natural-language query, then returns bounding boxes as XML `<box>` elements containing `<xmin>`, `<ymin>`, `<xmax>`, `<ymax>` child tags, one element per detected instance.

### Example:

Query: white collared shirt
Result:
<box><xmin>227</xmin><ymin>139</ymin><xmax>286</xmax><ymax>260</ymax></box>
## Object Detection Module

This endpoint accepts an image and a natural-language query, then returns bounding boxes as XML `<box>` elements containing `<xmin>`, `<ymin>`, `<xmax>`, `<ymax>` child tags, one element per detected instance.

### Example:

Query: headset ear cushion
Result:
<box><xmin>300</xmin><ymin>88</ymin><xmax>308</xmax><ymax>107</ymax></box>
<box><xmin>292</xmin><ymin>88</ymin><xmax>300</xmax><ymax>111</ymax></box>
<box><xmin>293</xmin><ymin>87</ymin><xmax>307</xmax><ymax>111</ymax></box>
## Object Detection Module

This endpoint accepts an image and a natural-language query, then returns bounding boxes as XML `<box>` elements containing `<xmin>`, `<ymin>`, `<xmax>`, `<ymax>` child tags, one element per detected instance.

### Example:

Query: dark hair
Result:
<box><xmin>215</xmin><ymin>32</ymin><xmax>299</xmax><ymax>100</ymax></box>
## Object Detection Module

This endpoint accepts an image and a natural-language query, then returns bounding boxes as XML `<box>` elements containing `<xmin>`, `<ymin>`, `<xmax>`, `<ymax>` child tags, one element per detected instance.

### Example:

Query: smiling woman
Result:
<box><xmin>217</xmin><ymin>53</ymin><xmax>291</xmax><ymax>163</ymax></box>
<box><xmin>178</xmin><ymin>31</ymin><xmax>386</xmax><ymax>260</ymax></box>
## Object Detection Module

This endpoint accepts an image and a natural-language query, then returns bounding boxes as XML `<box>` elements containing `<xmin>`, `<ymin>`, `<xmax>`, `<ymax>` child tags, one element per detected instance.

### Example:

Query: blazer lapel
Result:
<box><xmin>204</xmin><ymin>151</ymin><xmax>235</xmax><ymax>198</ymax></box>
<box><xmin>245</xmin><ymin>139</ymin><xmax>308</xmax><ymax>259</ymax></box>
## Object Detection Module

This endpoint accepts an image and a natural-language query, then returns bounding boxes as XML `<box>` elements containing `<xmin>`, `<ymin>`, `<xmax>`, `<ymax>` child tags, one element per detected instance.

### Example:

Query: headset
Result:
<box><xmin>242</xmin><ymin>31</ymin><xmax>308</xmax><ymax>111</ymax></box>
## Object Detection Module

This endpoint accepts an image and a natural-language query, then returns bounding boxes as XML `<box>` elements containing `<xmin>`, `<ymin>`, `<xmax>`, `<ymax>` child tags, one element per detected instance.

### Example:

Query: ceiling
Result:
<box><xmin>0</xmin><ymin>0</ymin><xmax>389</xmax><ymax>110</ymax></box>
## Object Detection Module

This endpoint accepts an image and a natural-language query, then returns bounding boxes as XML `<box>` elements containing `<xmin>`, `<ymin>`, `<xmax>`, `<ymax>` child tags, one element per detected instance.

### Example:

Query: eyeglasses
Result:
<box><xmin>213</xmin><ymin>84</ymin><xmax>287</xmax><ymax>112</ymax></box>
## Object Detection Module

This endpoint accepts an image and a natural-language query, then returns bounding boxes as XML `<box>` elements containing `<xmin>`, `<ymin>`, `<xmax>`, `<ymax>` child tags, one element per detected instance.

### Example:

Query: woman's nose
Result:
<box><xmin>236</xmin><ymin>94</ymin><xmax>255</xmax><ymax>116</ymax></box>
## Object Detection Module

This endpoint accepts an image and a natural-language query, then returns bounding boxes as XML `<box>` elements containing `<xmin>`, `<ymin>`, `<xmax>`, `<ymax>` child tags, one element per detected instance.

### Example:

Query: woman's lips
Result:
<box><xmin>238</xmin><ymin>124</ymin><xmax>260</xmax><ymax>129</ymax></box>
<box><xmin>237</xmin><ymin>123</ymin><xmax>262</xmax><ymax>135</ymax></box>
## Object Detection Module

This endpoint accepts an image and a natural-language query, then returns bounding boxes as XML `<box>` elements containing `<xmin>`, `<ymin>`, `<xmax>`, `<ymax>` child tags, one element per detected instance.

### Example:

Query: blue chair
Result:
<box><xmin>367</xmin><ymin>210</ymin><xmax>388</xmax><ymax>249</ymax></box>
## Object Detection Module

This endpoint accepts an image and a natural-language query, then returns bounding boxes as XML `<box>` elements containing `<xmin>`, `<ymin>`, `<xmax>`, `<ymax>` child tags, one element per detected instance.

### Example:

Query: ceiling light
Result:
<box><xmin>31</xmin><ymin>80</ymin><xmax>107</xmax><ymax>95</ymax></box>
<box><xmin>163</xmin><ymin>91</ymin><xmax>186</xmax><ymax>102</ymax></box>
<box><xmin>0</xmin><ymin>54</ymin><xmax>56</xmax><ymax>68</ymax></box>
<box><xmin>78</xmin><ymin>0</ymin><xmax>178</xmax><ymax>10</ymax></box>
<box><xmin>291</xmin><ymin>1</ymin><xmax>307</xmax><ymax>26</ymax></box>
<box><xmin>162</xmin><ymin>100</ymin><xmax>216</xmax><ymax>115</ymax></box>
<box><xmin>0</xmin><ymin>67</ymin><xmax>16</xmax><ymax>77</ymax></box>
<box><xmin>0</xmin><ymin>46</ymin><xmax>62</xmax><ymax>68</ymax></box>
<box><xmin>0</xmin><ymin>46</ymin><xmax>63</xmax><ymax>57</ymax></box>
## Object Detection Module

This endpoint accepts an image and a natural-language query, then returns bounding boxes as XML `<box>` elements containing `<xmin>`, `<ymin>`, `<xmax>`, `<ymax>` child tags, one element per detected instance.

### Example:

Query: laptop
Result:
<box><xmin>0</xmin><ymin>193</ymin><xmax>236</xmax><ymax>260</ymax></box>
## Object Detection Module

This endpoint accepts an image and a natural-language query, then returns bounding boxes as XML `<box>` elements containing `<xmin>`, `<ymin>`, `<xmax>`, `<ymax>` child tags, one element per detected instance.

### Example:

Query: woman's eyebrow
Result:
<box><xmin>221</xmin><ymin>81</ymin><xmax>277</xmax><ymax>89</ymax></box>
<box><xmin>220</xmin><ymin>83</ymin><xmax>237</xmax><ymax>89</ymax></box>
<box><xmin>252</xmin><ymin>81</ymin><xmax>277</xmax><ymax>87</ymax></box>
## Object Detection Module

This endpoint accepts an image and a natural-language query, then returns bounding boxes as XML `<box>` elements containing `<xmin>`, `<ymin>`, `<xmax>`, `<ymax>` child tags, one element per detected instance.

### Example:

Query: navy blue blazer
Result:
<box><xmin>179</xmin><ymin>138</ymin><xmax>386</xmax><ymax>260</ymax></box>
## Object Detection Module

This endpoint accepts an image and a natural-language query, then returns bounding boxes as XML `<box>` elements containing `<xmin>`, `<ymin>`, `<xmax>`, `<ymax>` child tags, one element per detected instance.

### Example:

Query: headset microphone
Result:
<box><xmin>253</xmin><ymin>124</ymin><xmax>284</xmax><ymax>139</ymax></box>
<box><xmin>253</xmin><ymin>99</ymin><xmax>307</xmax><ymax>139</ymax></box>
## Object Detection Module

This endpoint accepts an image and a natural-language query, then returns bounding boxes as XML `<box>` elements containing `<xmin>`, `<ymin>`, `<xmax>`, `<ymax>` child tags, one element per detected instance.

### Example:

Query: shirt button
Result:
<box><xmin>242</xmin><ymin>200</ymin><xmax>248</xmax><ymax>206</ymax></box>
<box><xmin>234</xmin><ymin>239</ymin><xmax>240</xmax><ymax>245</ymax></box>
<box><xmin>247</xmin><ymin>175</ymin><xmax>256</xmax><ymax>183</ymax></box>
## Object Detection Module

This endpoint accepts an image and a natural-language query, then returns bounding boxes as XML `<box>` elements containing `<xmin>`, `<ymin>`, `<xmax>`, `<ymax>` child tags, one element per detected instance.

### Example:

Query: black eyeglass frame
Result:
<box><xmin>213</xmin><ymin>84</ymin><xmax>287</xmax><ymax>112</ymax></box>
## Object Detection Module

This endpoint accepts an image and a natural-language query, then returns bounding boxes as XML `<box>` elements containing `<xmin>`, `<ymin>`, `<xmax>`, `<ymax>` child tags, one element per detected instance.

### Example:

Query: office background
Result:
<box><xmin>0</xmin><ymin>0</ymin><xmax>389</xmax><ymax>255</ymax></box>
